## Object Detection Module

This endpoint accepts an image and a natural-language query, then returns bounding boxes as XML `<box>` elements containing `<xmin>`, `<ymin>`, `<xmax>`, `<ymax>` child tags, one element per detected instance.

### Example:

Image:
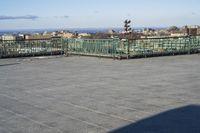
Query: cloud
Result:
<box><xmin>63</xmin><ymin>16</ymin><xmax>69</xmax><ymax>18</ymax></box>
<box><xmin>126</xmin><ymin>13</ymin><xmax>131</xmax><ymax>17</ymax></box>
<box><xmin>0</xmin><ymin>15</ymin><xmax>39</xmax><ymax>20</ymax></box>
<box><xmin>94</xmin><ymin>11</ymin><xmax>99</xmax><ymax>14</ymax></box>
<box><xmin>53</xmin><ymin>16</ymin><xmax>69</xmax><ymax>19</ymax></box>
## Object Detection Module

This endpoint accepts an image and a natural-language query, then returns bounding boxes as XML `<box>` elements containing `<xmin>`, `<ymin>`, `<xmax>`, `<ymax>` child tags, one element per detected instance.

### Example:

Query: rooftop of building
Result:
<box><xmin>0</xmin><ymin>55</ymin><xmax>200</xmax><ymax>133</ymax></box>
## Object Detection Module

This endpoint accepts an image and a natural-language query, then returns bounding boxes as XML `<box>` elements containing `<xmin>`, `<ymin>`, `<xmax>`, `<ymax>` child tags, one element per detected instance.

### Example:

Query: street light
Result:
<box><xmin>124</xmin><ymin>19</ymin><xmax>132</xmax><ymax>33</ymax></box>
<box><xmin>124</xmin><ymin>19</ymin><xmax>132</xmax><ymax>59</ymax></box>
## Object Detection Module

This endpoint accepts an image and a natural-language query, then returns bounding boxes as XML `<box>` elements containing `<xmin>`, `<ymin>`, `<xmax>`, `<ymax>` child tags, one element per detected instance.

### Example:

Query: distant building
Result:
<box><xmin>42</xmin><ymin>32</ymin><xmax>52</xmax><ymax>37</ymax></box>
<box><xmin>197</xmin><ymin>27</ymin><xmax>200</xmax><ymax>35</ymax></box>
<box><xmin>50</xmin><ymin>31</ymin><xmax>74</xmax><ymax>38</ymax></box>
<box><xmin>108</xmin><ymin>29</ymin><xmax>116</xmax><ymax>34</ymax></box>
<box><xmin>155</xmin><ymin>29</ymin><xmax>170</xmax><ymax>37</ymax></box>
<box><xmin>60</xmin><ymin>32</ymin><xmax>74</xmax><ymax>38</ymax></box>
<box><xmin>170</xmin><ymin>29</ymin><xmax>187</xmax><ymax>37</ymax></box>
<box><xmin>143</xmin><ymin>28</ymin><xmax>155</xmax><ymax>33</ymax></box>
<box><xmin>25</xmin><ymin>34</ymin><xmax>51</xmax><ymax>40</ymax></box>
<box><xmin>16</xmin><ymin>34</ymin><xmax>25</xmax><ymax>41</ymax></box>
<box><xmin>78</xmin><ymin>33</ymin><xmax>91</xmax><ymax>38</ymax></box>
<box><xmin>50</xmin><ymin>32</ymin><xmax>55</xmax><ymax>36</ymax></box>
<box><xmin>2</xmin><ymin>35</ymin><xmax>16</xmax><ymax>41</ymax></box>
<box><xmin>184</xmin><ymin>25</ymin><xmax>199</xmax><ymax>36</ymax></box>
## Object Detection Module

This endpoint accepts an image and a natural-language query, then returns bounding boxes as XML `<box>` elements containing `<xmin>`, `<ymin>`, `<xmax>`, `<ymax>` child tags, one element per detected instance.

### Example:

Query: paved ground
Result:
<box><xmin>0</xmin><ymin>55</ymin><xmax>200</xmax><ymax>133</ymax></box>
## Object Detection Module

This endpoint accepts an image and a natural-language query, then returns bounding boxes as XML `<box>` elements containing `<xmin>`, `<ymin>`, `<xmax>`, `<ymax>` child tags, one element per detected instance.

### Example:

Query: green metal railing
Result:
<box><xmin>1</xmin><ymin>36</ymin><xmax>200</xmax><ymax>59</ymax></box>
<box><xmin>63</xmin><ymin>36</ymin><xmax>200</xmax><ymax>58</ymax></box>
<box><xmin>63</xmin><ymin>38</ymin><xmax>120</xmax><ymax>57</ymax></box>
<box><xmin>0</xmin><ymin>38</ymin><xmax>63</xmax><ymax>58</ymax></box>
<box><xmin>126</xmin><ymin>36</ymin><xmax>200</xmax><ymax>58</ymax></box>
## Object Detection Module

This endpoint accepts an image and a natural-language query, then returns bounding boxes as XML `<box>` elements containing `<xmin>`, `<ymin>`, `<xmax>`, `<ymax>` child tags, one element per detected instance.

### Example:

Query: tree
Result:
<box><xmin>168</xmin><ymin>26</ymin><xmax>180</xmax><ymax>32</ymax></box>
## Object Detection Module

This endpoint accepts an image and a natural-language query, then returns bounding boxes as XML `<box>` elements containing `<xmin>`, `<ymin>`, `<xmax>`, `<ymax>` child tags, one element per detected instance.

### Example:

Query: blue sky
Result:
<box><xmin>0</xmin><ymin>0</ymin><xmax>200</xmax><ymax>29</ymax></box>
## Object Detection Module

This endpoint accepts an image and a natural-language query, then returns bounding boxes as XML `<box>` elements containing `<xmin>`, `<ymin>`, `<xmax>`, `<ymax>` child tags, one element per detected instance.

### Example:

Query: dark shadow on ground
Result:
<box><xmin>109</xmin><ymin>105</ymin><xmax>200</xmax><ymax>133</ymax></box>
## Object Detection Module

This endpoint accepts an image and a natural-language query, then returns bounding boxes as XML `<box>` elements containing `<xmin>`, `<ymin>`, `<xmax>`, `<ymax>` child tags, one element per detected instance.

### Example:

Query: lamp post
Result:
<box><xmin>124</xmin><ymin>19</ymin><xmax>132</xmax><ymax>34</ymax></box>
<box><xmin>124</xmin><ymin>19</ymin><xmax>132</xmax><ymax>59</ymax></box>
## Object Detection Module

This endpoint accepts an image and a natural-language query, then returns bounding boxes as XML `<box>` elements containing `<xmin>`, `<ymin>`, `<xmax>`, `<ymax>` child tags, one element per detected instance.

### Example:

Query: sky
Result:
<box><xmin>0</xmin><ymin>0</ymin><xmax>200</xmax><ymax>30</ymax></box>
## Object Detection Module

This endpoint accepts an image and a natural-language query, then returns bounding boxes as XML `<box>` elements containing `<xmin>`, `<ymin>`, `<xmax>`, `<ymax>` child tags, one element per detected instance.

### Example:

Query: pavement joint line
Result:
<box><xmin>45</xmin><ymin>97</ymin><xmax>136</xmax><ymax>123</ymax></box>
<box><xmin>0</xmin><ymin>105</ymin><xmax>63</xmax><ymax>133</ymax></box>
<box><xmin>0</xmin><ymin>122</ymin><xmax>14</xmax><ymax>133</ymax></box>
<box><xmin>1</xmin><ymin>91</ymin><xmax>136</xmax><ymax>131</ymax></box>
<box><xmin>56</xmin><ymin>93</ymin><xmax>157</xmax><ymax>114</ymax></box>
<box><xmin>0</xmin><ymin>62</ymin><xmax>20</xmax><ymax>67</ymax></box>
<box><xmin>0</xmin><ymin>93</ymin><xmax>109</xmax><ymax>132</ymax></box>
<box><xmin>2</xmin><ymin>88</ymin><xmax>143</xmax><ymax>123</ymax></box>
<box><xmin>0</xmin><ymin>87</ymin><xmax>154</xmax><ymax>122</ymax></box>
<box><xmin>24</xmin><ymin>87</ymin><xmax>155</xmax><ymax>115</ymax></box>
<box><xmin>1</xmin><ymin>84</ymin><xmax>180</xmax><ymax>118</ymax></box>
<box><xmin>0</xmin><ymin>112</ymin><xmax>17</xmax><ymax>122</ymax></box>
<box><xmin>115</xmin><ymin>105</ymin><xmax>154</xmax><ymax>114</ymax></box>
<box><xmin>0</xmin><ymin>114</ymin><xmax>45</xmax><ymax>133</ymax></box>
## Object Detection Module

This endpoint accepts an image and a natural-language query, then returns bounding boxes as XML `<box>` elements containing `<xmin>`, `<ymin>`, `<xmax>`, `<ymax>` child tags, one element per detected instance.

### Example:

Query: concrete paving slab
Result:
<box><xmin>0</xmin><ymin>54</ymin><xmax>200</xmax><ymax>133</ymax></box>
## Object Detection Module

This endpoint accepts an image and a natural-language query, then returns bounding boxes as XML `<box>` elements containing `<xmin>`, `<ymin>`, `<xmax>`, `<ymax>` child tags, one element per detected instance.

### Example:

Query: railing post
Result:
<box><xmin>51</xmin><ymin>39</ymin><xmax>53</xmax><ymax>56</ymax></box>
<box><xmin>0</xmin><ymin>42</ymin><xmax>1</xmax><ymax>58</ymax></box>
<box><xmin>188</xmin><ymin>36</ymin><xmax>191</xmax><ymax>54</ymax></box>
<box><xmin>4</xmin><ymin>42</ymin><xmax>6</xmax><ymax>57</ymax></box>
<box><xmin>65</xmin><ymin>39</ymin><xmax>69</xmax><ymax>56</ymax></box>
<box><xmin>127</xmin><ymin>39</ymin><xmax>130</xmax><ymax>59</ymax></box>
<box><xmin>113</xmin><ymin>38</ymin><xmax>119</xmax><ymax>59</ymax></box>
<box><xmin>144</xmin><ymin>41</ymin><xmax>146</xmax><ymax>58</ymax></box>
<box><xmin>61</xmin><ymin>38</ymin><xmax>63</xmax><ymax>55</ymax></box>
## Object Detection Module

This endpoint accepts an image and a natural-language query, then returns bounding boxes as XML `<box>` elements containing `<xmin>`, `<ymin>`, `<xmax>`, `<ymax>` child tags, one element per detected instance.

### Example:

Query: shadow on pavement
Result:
<box><xmin>109</xmin><ymin>105</ymin><xmax>200</xmax><ymax>133</ymax></box>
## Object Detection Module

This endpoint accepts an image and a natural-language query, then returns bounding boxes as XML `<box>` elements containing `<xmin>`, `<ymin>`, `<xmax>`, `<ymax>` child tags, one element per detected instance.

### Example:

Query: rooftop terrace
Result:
<box><xmin>0</xmin><ymin>55</ymin><xmax>200</xmax><ymax>133</ymax></box>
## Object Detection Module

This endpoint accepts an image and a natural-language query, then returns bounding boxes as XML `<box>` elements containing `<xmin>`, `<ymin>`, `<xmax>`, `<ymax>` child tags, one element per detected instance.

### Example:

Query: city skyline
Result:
<box><xmin>0</xmin><ymin>0</ymin><xmax>200</xmax><ymax>30</ymax></box>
